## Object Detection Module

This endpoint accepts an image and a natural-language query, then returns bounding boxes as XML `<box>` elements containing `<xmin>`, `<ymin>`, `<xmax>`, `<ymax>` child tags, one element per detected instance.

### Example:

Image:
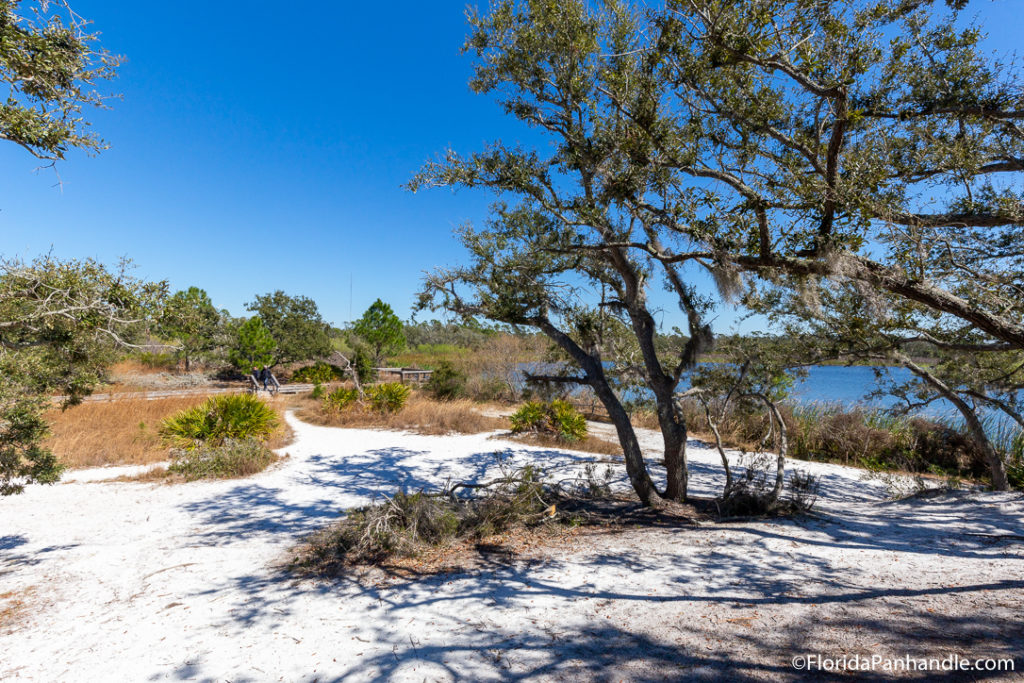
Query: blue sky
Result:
<box><xmin>0</xmin><ymin>1</ymin><xmax>1018</xmax><ymax>331</ymax></box>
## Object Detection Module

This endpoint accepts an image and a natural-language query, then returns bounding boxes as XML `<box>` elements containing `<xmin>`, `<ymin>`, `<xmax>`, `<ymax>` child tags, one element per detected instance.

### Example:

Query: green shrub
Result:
<box><xmin>168</xmin><ymin>437</ymin><xmax>277</xmax><ymax>480</ymax></box>
<box><xmin>352</xmin><ymin>348</ymin><xmax>377</xmax><ymax>383</ymax></box>
<box><xmin>550</xmin><ymin>399</ymin><xmax>587</xmax><ymax>441</ymax></box>
<box><xmin>293</xmin><ymin>363</ymin><xmax>344</xmax><ymax>384</ymax></box>
<box><xmin>310</xmin><ymin>382</ymin><xmax>326</xmax><ymax>399</ymax></box>
<box><xmin>324</xmin><ymin>386</ymin><xmax>359</xmax><ymax>412</ymax></box>
<box><xmin>510</xmin><ymin>399</ymin><xmax>587</xmax><ymax>442</ymax></box>
<box><xmin>425</xmin><ymin>360</ymin><xmax>467</xmax><ymax>400</ymax></box>
<box><xmin>366</xmin><ymin>382</ymin><xmax>411</xmax><ymax>413</ymax></box>
<box><xmin>159</xmin><ymin>394</ymin><xmax>279</xmax><ymax>447</ymax></box>
<box><xmin>510</xmin><ymin>401</ymin><xmax>547</xmax><ymax>432</ymax></box>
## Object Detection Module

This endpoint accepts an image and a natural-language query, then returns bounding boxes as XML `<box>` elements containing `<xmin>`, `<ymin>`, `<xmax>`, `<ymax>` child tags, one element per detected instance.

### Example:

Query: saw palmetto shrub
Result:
<box><xmin>366</xmin><ymin>382</ymin><xmax>411</xmax><ymax>413</ymax></box>
<box><xmin>510</xmin><ymin>399</ymin><xmax>587</xmax><ymax>442</ymax></box>
<box><xmin>323</xmin><ymin>386</ymin><xmax>359</xmax><ymax>412</ymax></box>
<box><xmin>159</xmin><ymin>394</ymin><xmax>279</xmax><ymax>448</ymax></box>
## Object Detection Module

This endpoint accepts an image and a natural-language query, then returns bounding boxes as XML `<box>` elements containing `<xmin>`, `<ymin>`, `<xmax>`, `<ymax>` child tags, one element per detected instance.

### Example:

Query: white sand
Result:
<box><xmin>2</xmin><ymin>412</ymin><xmax>1022</xmax><ymax>681</ymax></box>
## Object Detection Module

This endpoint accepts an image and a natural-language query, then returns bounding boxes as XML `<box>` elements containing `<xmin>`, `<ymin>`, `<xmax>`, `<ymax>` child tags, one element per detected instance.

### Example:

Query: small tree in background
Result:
<box><xmin>352</xmin><ymin>299</ymin><xmax>406</xmax><ymax>367</ymax></box>
<box><xmin>687</xmin><ymin>336</ymin><xmax>806</xmax><ymax>507</ymax></box>
<box><xmin>157</xmin><ymin>287</ymin><xmax>220</xmax><ymax>371</ymax></box>
<box><xmin>247</xmin><ymin>290</ymin><xmax>332</xmax><ymax>365</ymax></box>
<box><xmin>229</xmin><ymin>316</ymin><xmax>276</xmax><ymax>371</ymax></box>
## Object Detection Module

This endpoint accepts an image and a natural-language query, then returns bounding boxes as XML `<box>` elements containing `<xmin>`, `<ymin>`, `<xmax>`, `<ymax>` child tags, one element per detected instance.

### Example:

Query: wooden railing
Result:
<box><xmin>374</xmin><ymin>367</ymin><xmax>433</xmax><ymax>384</ymax></box>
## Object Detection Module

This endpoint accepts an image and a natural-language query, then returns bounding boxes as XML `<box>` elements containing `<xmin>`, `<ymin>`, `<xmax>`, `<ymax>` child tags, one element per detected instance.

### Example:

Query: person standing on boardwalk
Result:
<box><xmin>251</xmin><ymin>367</ymin><xmax>261</xmax><ymax>390</ymax></box>
<box><xmin>259</xmin><ymin>366</ymin><xmax>270</xmax><ymax>391</ymax></box>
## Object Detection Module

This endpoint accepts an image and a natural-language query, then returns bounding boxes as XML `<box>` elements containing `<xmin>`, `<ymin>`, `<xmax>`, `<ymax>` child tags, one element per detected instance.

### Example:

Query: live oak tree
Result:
<box><xmin>0</xmin><ymin>0</ymin><xmax>121</xmax><ymax>165</ymax></box>
<box><xmin>543</xmin><ymin>0</ymin><xmax>1024</xmax><ymax>490</ymax></box>
<box><xmin>762</xmin><ymin>279</ymin><xmax>1021</xmax><ymax>490</ymax></box>
<box><xmin>0</xmin><ymin>256</ymin><xmax>164</xmax><ymax>494</ymax></box>
<box><xmin>602</xmin><ymin>0</ymin><xmax>1023</xmax><ymax>350</ymax></box>
<box><xmin>1</xmin><ymin>3</ymin><xmax>130</xmax><ymax>495</ymax></box>
<box><xmin>412</xmin><ymin>0</ymin><xmax>716</xmax><ymax>506</ymax></box>
<box><xmin>157</xmin><ymin>287</ymin><xmax>219</xmax><ymax>371</ymax></box>
<box><xmin>246</xmin><ymin>291</ymin><xmax>332</xmax><ymax>365</ymax></box>
<box><xmin>352</xmin><ymin>299</ymin><xmax>406</xmax><ymax>367</ymax></box>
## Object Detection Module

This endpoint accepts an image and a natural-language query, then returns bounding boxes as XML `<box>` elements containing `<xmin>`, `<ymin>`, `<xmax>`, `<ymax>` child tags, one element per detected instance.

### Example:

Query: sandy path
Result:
<box><xmin>1</xmin><ymin>413</ymin><xmax>1022</xmax><ymax>681</ymax></box>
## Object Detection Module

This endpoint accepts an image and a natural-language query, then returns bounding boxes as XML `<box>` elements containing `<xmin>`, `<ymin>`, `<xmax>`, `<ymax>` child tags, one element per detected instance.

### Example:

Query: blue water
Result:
<box><xmin>765</xmin><ymin>365</ymin><xmax>913</xmax><ymax>409</ymax></box>
<box><xmin>522</xmin><ymin>362</ymin><xmax>1010</xmax><ymax>426</ymax></box>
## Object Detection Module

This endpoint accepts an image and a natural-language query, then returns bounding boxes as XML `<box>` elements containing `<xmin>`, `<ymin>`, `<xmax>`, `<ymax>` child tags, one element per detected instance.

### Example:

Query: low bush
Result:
<box><xmin>366</xmin><ymin>382</ymin><xmax>411</xmax><ymax>413</ymax></box>
<box><xmin>671</xmin><ymin>397</ymin><xmax>993</xmax><ymax>480</ymax></box>
<box><xmin>510</xmin><ymin>399</ymin><xmax>587</xmax><ymax>442</ymax></box>
<box><xmin>323</xmin><ymin>386</ymin><xmax>359</xmax><ymax>412</ymax></box>
<box><xmin>168</xmin><ymin>437</ymin><xmax>278</xmax><ymax>480</ymax></box>
<box><xmin>159</xmin><ymin>394</ymin><xmax>279</xmax><ymax>447</ymax></box>
<box><xmin>292</xmin><ymin>461</ymin><xmax>554</xmax><ymax>570</ymax></box>
<box><xmin>310</xmin><ymin>383</ymin><xmax>326</xmax><ymax>400</ymax></box>
<box><xmin>425</xmin><ymin>361</ymin><xmax>467</xmax><ymax>400</ymax></box>
<box><xmin>716</xmin><ymin>452</ymin><xmax>819</xmax><ymax>517</ymax></box>
<box><xmin>292</xmin><ymin>363</ymin><xmax>345</xmax><ymax>384</ymax></box>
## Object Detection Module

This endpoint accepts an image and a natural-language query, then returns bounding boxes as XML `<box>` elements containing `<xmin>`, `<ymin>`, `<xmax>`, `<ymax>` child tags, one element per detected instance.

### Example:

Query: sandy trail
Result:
<box><xmin>1</xmin><ymin>412</ymin><xmax>1022</xmax><ymax>681</ymax></box>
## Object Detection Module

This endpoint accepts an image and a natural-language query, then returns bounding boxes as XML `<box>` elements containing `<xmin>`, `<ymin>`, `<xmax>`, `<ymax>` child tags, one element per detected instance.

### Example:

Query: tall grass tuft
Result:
<box><xmin>299</xmin><ymin>392</ymin><xmax>504</xmax><ymax>435</ymax></box>
<box><xmin>44</xmin><ymin>396</ymin><xmax>209</xmax><ymax>468</ymax></box>
<box><xmin>983</xmin><ymin>414</ymin><xmax>1024</xmax><ymax>490</ymax></box>
<box><xmin>669</xmin><ymin>397</ymin><xmax>989</xmax><ymax>478</ymax></box>
<box><xmin>292</xmin><ymin>462</ymin><xmax>552</xmax><ymax>571</ymax></box>
<box><xmin>160</xmin><ymin>394</ymin><xmax>279</xmax><ymax>448</ymax></box>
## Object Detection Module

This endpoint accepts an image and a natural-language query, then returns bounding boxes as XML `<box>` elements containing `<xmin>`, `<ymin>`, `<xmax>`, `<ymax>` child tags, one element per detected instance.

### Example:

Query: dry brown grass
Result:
<box><xmin>45</xmin><ymin>395</ymin><xmax>294</xmax><ymax>469</ymax></box>
<box><xmin>297</xmin><ymin>394</ymin><xmax>506</xmax><ymax>435</ymax></box>
<box><xmin>502</xmin><ymin>432</ymin><xmax>624</xmax><ymax>457</ymax></box>
<box><xmin>0</xmin><ymin>586</ymin><xmax>36</xmax><ymax>634</ymax></box>
<box><xmin>110</xmin><ymin>465</ymin><xmax>171</xmax><ymax>483</ymax></box>
<box><xmin>107</xmin><ymin>359</ymin><xmax>170</xmax><ymax>377</ymax></box>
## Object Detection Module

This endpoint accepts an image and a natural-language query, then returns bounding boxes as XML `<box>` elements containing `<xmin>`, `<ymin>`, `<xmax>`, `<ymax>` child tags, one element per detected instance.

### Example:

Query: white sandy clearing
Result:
<box><xmin>1</xmin><ymin>412</ymin><xmax>1022</xmax><ymax>682</ymax></box>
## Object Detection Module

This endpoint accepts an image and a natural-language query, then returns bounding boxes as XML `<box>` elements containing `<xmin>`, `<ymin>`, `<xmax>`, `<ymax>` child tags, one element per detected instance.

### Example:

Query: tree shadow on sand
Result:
<box><xmin>165</xmin><ymin>433</ymin><xmax>1023</xmax><ymax>681</ymax></box>
<box><xmin>170</xmin><ymin>549</ymin><xmax>1023</xmax><ymax>682</ymax></box>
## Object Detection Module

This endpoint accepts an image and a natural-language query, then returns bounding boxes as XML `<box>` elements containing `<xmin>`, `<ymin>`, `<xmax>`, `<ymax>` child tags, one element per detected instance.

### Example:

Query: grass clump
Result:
<box><xmin>666</xmin><ymin>397</ymin><xmax>991</xmax><ymax>480</ymax></box>
<box><xmin>44</xmin><ymin>396</ymin><xmax>209</xmax><ymax>468</ymax></box>
<box><xmin>159</xmin><ymin>394</ymin><xmax>279</xmax><ymax>448</ymax></box>
<box><xmin>292</xmin><ymin>461</ymin><xmax>556</xmax><ymax>571</ymax></box>
<box><xmin>168</xmin><ymin>437</ymin><xmax>277</xmax><ymax>481</ymax></box>
<box><xmin>510</xmin><ymin>399</ymin><xmax>587</xmax><ymax>442</ymax></box>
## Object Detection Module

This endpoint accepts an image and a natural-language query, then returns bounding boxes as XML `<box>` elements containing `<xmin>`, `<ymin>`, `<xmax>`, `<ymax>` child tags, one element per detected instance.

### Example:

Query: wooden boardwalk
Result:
<box><xmin>374</xmin><ymin>367</ymin><xmax>433</xmax><ymax>384</ymax></box>
<box><xmin>58</xmin><ymin>383</ymin><xmax>315</xmax><ymax>403</ymax></box>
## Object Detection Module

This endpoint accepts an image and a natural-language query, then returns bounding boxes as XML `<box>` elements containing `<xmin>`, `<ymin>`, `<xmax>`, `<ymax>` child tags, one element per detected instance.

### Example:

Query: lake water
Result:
<box><xmin>674</xmin><ymin>364</ymin><xmax>955</xmax><ymax>420</ymax></box>
<box><xmin>525</xmin><ymin>362</ymin><xmax>1010</xmax><ymax>427</ymax></box>
<box><xmin>756</xmin><ymin>365</ymin><xmax>913</xmax><ymax>409</ymax></box>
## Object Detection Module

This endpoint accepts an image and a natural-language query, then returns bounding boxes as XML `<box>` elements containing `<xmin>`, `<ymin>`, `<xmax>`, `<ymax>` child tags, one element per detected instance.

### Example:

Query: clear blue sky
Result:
<box><xmin>0</xmin><ymin>1</ymin><xmax>1017</xmax><ymax>332</ymax></box>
